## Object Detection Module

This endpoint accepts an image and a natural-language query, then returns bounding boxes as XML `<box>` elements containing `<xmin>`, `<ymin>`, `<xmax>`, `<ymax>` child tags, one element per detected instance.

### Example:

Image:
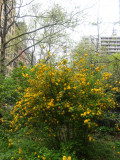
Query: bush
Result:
<box><xmin>10</xmin><ymin>56</ymin><xmax>118</xmax><ymax>159</ymax></box>
<box><xmin>0</xmin><ymin>75</ymin><xmax>18</xmax><ymax>107</ymax></box>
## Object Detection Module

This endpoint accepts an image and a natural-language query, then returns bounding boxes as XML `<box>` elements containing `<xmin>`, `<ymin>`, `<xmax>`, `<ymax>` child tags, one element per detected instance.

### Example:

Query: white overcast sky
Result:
<box><xmin>19</xmin><ymin>0</ymin><xmax>120</xmax><ymax>41</ymax></box>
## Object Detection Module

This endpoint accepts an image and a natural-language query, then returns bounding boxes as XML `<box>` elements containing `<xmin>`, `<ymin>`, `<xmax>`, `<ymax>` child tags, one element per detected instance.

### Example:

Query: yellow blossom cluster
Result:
<box><xmin>95</xmin><ymin>67</ymin><xmax>100</xmax><ymax>72</ymax></box>
<box><xmin>63</xmin><ymin>156</ymin><xmax>71</xmax><ymax>160</ymax></box>
<box><xmin>10</xmin><ymin>57</ymin><xmax>116</xmax><ymax>143</ymax></box>
<box><xmin>103</xmin><ymin>72</ymin><xmax>112</xmax><ymax>80</ymax></box>
<box><xmin>8</xmin><ymin>139</ymin><xmax>13</xmax><ymax>147</ymax></box>
<box><xmin>111</xmin><ymin>87</ymin><xmax>119</xmax><ymax>92</ymax></box>
<box><xmin>88</xmin><ymin>135</ymin><xmax>95</xmax><ymax>142</ymax></box>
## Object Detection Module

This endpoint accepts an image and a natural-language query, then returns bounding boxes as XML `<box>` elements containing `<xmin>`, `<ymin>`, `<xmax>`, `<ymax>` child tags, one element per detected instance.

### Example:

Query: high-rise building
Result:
<box><xmin>100</xmin><ymin>35</ymin><xmax>120</xmax><ymax>54</ymax></box>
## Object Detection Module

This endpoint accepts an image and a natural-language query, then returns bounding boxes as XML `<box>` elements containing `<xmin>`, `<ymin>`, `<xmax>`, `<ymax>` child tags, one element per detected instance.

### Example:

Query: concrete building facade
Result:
<box><xmin>100</xmin><ymin>36</ymin><xmax>120</xmax><ymax>54</ymax></box>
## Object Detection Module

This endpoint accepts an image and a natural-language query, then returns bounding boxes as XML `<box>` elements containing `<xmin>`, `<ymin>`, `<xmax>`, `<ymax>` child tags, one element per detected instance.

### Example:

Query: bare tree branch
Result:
<box><xmin>5</xmin><ymin>38</ymin><xmax>37</xmax><ymax>49</ymax></box>
<box><xmin>5</xmin><ymin>19</ymin><xmax>72</xmax><ymax>46</ymax></box>
<box><xmin>6</xmin><ymin>26</ymin><xmax>67</xmax><ymax>66</ymax></box>
<box><xmin>5</xmin><ymin>22</ymin><xmax>59</xmax><ymax>46</ymax></box>
<box><xmin>6</xmin><ymin>35</ymin><xmax>51</xmax><ymax>66</ymax></box>
<box><xmin>6</xmin><ymin>20</ymin><xmax>15</xmax><ymax>35</ymax></box>
<box><xmin>0</xmin><ymin>0</ymin><xmax>82</xmax><ymax>74</ymax></box>
<box><xmin>16</xmin><ymin>15</ymin><xmax>40</xmax><ymax>18</ymax></box>
<box><xmin>16</xmin><ymin>0</ymin><xmax>35</xmax><ymax>9</ymax></box>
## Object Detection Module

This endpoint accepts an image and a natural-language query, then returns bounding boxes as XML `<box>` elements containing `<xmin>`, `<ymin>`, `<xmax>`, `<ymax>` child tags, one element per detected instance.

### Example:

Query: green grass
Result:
<box><xmin>88</xmin><ymin>138</ymin><xmax>120</xmax><ymax>160</ymax></box>
<box><xmin>0</xmin><ymin>124</ymin><xmax>120</xmax><ymax>160</ymax></box>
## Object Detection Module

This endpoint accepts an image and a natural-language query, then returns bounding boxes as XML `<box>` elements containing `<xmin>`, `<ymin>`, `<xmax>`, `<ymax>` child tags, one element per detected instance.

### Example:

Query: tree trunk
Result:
<box><xmin>0</xmin><ymin>44</ymin><xmax>6</xmax><ymax>75</ymax></box>
<box><xmin>0</xmin><ymin>0</ymin><xmax>7</xmax><ymax>75</ymax></box>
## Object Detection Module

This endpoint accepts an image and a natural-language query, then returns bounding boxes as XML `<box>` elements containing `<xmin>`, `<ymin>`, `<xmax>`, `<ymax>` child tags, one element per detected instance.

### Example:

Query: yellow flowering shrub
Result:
<box><xmin>10</xmin><ymin>57</ymin><xmax>116</xmax><ymax>149</ymax></box>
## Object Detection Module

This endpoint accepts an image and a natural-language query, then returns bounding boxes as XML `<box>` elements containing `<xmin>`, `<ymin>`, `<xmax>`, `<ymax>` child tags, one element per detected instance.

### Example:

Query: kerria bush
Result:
<box><xmin>10</xmin><ymin>55</ymin><xmax>117</xmax><ymax>150</ymax></box>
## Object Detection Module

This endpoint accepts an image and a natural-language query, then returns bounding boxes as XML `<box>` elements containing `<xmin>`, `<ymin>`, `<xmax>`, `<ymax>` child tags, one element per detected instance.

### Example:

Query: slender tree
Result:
<box><xmin>0</xmin><ymin>0</ymin><xmax>82</xmax><ymax>75</ymax></box>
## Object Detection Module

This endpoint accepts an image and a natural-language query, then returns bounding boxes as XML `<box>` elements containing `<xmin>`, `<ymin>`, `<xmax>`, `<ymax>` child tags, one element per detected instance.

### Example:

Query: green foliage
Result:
<box><xmin>0</xmin><ymin>48</ymin><xmax>119</xmax><ymax>159</ymax></box>
<box><xmin>0</xmin><ymin>75</ymin><xmax>18</xmax><ymax>107</ymax></box>
<box><xmin>103</xmin><ymin>53</ymin><xmax>120</xmax><ymax>82</ymax></box>
<box><xmin>11</xmin><ymin>64</ymin><xmax>31</xmax><ymax>92</ymax></box>
<box><xmin>8</xmin><ymin>55</ymin><xmax>118</xmax><ymax>159</ymax></box>
<box><xmin>0</xmin><ymin>124</ymin><xmax>120</xmax><ymax>160</ymax></box>
<box><xmin>73</xmin><ymin>40</ymin><xmax>120</xmax><ymax>84</ymax></box>
<box><xmin>0</xmin><ymin>64</ymin><xmax>33</xmax><ymax>107</ymax></box>
<box><xmin>72</xmin><ymin>41</ymin><xmax>120</xmax><ymax>115</ymax></box>
<box><xmin>87</xmin><ymin>139</ymin><xmax>120</xmax><ymax>160</ymax></box>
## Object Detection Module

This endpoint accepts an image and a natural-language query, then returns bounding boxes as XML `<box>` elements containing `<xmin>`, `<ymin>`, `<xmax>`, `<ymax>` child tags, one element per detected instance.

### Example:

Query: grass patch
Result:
<box><xmin>0</xmin><ymin>125</ymin><xmax>120</xmax><ymax>160</ymax></box>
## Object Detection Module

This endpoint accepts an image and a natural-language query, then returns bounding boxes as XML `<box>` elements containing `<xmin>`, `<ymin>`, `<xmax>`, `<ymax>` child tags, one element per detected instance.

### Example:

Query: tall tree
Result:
<box><xmin>27</xmin><ymin>3</ymin><xmax>79</xmax><ymax>62</ymax></box>
<box><xmin>0</xmin><ymin>0</ymin><xmax>82</xmax><ymax>75</ymax></box>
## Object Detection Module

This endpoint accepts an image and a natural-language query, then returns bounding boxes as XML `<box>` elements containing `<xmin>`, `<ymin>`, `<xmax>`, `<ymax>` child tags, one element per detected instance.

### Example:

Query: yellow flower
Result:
<box><xmin>42</xmin><ymin>45</ymin><xmax>45</xmax><ymax>49</ymax></box>
<box><xmin>64</xmin><ymin>87</ymin><xmax>66</xmax><ymax>91</ymax></box>
<box><xmin>42</xmin><ymin>157</ymin><xmax>46</xmax><ymax>160</ymax></box>
<box><xmin>47</xmin><ymin>55</ymin><xmax>50</xmax><ymax>59</ymax></box>
<box><xmin>30</xmin><ymin>68</ymin><xmax>34</xmax><ymax>72</ymax></box>
<box><xmin>11</xmin><ymin>157</ymin><xmax>14</xmax><ymax>159</ymax></box>
<box><xmin>67</xmin><ymin>85</ymin><xmax>71</xmax><ymax>90</ymax></box>
<box><xmin>68</xmin><ymin>156</ymin><xmax>71</xmax><ymax>160</ymax></box>
<box><xmin>87</xmin><ymin>111</ymin><xmax>90</xmax><ymax>115</ymax></box>
<box><xmin>113</xmin><ymin>146</ymin><xmax>115</xmax><ymax>149</ymax></box>
<box><xmin>22</xmin><ymin>66</ymin><xmax>26</xmax><ymax>69</ymax></box>
<box><xmin>75</xmin><ymin>53</ymin><xmax>78</xmax><ymax>56</ymax></box>
<box><xmin>89</xmin><ymin>136</ymin><xmax>92</xmax><ymax>141</ymax></box>
<box><xmin>73</xmin><ymin>86</ymin><xmax>77</xmax><ymax>89</ymax></box>
<box><xmin>84</xmin><ymin>54</ymin><xmax>87</xmax><ymax>57</ymax></box>
<box><xmin>96</xmin><ymin>52</ymin><xmax>99</xmax><ymax>55</ymax></box>
<box><xmin>19</xmin><ymin>148</ymin><xmax>22</xmax><ymax>154</ymax></box>
<box><xmin>63</xmin><ymin>156</ymin><xmax>67</xmax><ymax>160</ymax></box>
<box><xmin>95</xmin><ymin>67</ymin><xmax>100</xmax><ymax>72</ymax></box>
<box><xmin>38</xmin><ymin>155</ymin><xmax>40</xmax><ymax>158</ymax></box>
<box><xmin>84</xmin><ymin>119</ymin><xmax>90</xmax><ymax>123</ymax></box>
<box><xmin>47</xmin><ymin>51</ymin><xmax>51</xmax><ymax>55</ymax></box>
<box><xmin>8</xmin><ymin>143</ymin><xmax>11</xmax><ymax>147</ymax></box>
<box><xmin>91</xmin><ymin>64</ymin><xmax>94</xmax><ymax>67</ymax></box>
<box><xmin>9</xmin><ymin>139</ymin><xmax>12</xmax><ymax>142</ymax></box>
